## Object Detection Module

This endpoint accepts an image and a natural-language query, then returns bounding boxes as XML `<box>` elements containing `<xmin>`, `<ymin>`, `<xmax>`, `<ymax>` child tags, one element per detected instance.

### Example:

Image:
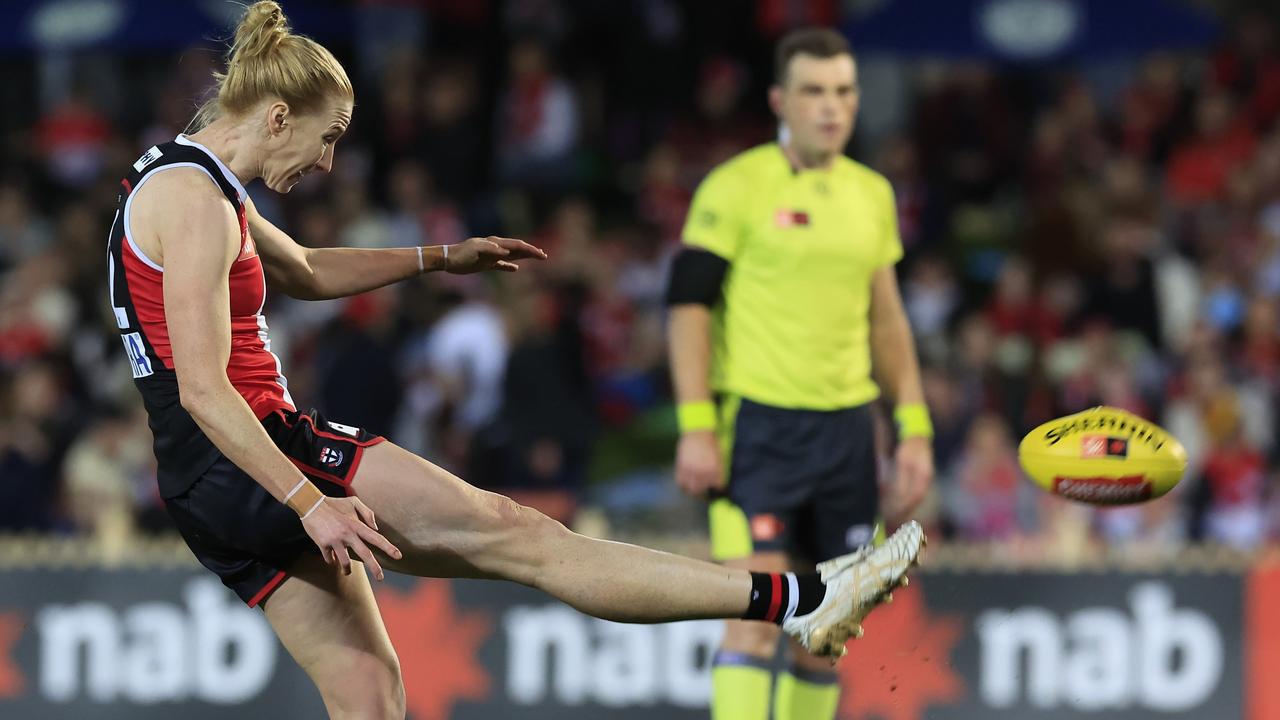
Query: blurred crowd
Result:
<box><xmin>2</xmin><ymin>1</ymin><xmax>1280</xmax><ymax>561</ymax></box>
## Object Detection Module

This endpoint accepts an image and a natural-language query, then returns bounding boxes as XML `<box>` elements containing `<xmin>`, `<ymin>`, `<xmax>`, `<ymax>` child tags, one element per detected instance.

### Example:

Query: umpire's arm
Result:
<box><xmin>666</xmin><ymin>248</ymin><xmax>730</xmax><ymax>497</ymax></box>
<box><xmin>868</xmin><ymin>265</ymin><xmax>925</xmax><ymax>408</ymax></box>
<box><xmin>869</xmin><ymin>264</ymin><xmax>935</xmax><ymax>520</ymax></box>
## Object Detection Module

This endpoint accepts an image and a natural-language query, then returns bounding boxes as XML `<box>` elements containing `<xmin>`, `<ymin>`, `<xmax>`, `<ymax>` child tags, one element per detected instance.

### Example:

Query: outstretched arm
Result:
<box><xmin>248</xmin><ymin>199</ymin><xmax>545</xmax><ymax>300</ymax></box>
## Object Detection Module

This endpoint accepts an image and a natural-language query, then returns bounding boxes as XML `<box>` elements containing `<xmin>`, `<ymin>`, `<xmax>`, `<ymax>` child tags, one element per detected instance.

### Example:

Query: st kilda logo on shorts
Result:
<box><xmin>319</xmin><ymin>447</ymin><xmax>344</xmax><ymax>467</ymax></box>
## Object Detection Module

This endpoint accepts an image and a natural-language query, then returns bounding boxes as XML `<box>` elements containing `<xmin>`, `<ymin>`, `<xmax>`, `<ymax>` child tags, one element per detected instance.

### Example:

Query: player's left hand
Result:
<box><xmin>445</xmin><ymin>236</ymin><xmax>547</xmax><ymax>274</ymax></box>
<box><xmin>887</xmin><ymin>436</ymin><xmax>934</xmax><ymax>524</ymax></box>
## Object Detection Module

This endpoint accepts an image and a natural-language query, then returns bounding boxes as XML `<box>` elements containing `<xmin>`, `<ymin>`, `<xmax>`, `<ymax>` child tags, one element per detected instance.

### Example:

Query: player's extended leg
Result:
<box><xmin>352</xmin><ymin>441</ymin><xmax>751</xmax><ymax>620</ymax></box>
<box><xmin>262</xmin><ymin>553</ymin><xmax>405</xmax><ymax>719</ymax></box>
<box><xmin>349</xmin><ymin>442</ymin><xmax>920</xmax><ymax>644</ymax></box>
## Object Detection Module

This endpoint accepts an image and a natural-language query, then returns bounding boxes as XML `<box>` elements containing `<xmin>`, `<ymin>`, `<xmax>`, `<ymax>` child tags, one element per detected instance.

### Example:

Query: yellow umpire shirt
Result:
<box><xmin>681</xmin><ymin>142</ymin><xmax>904</xmax><ymax>411</ymax></box>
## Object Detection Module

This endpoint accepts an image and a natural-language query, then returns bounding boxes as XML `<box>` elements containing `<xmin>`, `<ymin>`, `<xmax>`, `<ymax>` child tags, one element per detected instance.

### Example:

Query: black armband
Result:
<box><xmin>665</xmin><ymin>247</ymin><xmax>730</xmax><ymax>307</ymax></box>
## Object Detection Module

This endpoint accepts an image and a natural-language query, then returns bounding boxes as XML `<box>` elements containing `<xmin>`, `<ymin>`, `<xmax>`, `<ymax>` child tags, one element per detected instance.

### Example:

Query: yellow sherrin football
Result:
<box><xmin>1017</xmin><ymin>406</ymin><xmax>1188</xmax><ymax>505</ymax></box>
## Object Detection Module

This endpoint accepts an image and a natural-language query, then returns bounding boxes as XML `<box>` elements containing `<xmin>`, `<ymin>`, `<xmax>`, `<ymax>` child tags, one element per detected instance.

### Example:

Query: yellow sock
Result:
<box><xmin>773</xmin><ymin>666</ymin><xmax>840</xmax><ymax>720</ymax></box>
<box><xmin>711</xmin><ymin>651</ymin><xmax>773</xmax><ymax>720</ymax></box>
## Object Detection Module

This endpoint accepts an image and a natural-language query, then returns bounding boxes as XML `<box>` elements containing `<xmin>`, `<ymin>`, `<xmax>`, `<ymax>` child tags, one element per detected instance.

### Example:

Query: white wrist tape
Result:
<box><xmin>283</xmin><ymin>478</ymin><xmax>308</xmax><ymax>504</ymax></box>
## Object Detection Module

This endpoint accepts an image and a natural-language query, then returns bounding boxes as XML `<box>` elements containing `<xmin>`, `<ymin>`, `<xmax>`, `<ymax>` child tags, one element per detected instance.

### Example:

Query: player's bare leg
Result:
<box><xmin>262</xmin><ymin>553</ymin><xmax>405</xmax><ymax>719</ymax></box>
<box><xmin>352</xmin><ymin>442</ymin><xmax>750</xmax><ymax>621</ymax></box>
<box><xmin>350</xmin><ymin>442</ymin><xmax>922</xmax><ymax>653</ymax></box>
<box><xmin>719</xmin><ymin>552</ymin><xmax>790</xmax><ymax>655</ymax></box>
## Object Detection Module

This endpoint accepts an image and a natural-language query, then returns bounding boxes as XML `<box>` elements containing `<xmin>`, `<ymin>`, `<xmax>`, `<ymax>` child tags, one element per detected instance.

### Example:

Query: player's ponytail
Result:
<box><xmin>190</xmin><ymin>1</ymin><xmax>352</xmax><ymax>131</ymax></box>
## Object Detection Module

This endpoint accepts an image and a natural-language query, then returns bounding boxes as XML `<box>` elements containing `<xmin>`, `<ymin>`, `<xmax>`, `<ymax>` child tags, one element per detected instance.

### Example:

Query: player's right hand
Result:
<box><xmin>301</xmin><ymin>496</ymin><xmax>403</xmax><ymax>581</ymax></box>
<box><xmin>675</xmin><ymin>431</ymin><xmax>724</xmax><ymax>498</ymax></box>
<box><xmin>445</xmin><ymin>236</ymin><xmax>547</xmax><ymax>274</ymax></box>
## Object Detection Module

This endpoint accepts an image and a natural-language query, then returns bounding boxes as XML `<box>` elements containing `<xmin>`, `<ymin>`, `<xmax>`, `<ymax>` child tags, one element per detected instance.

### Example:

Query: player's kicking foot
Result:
<box><xmin>782</xmin><ymin>520</ymin><xmax>926</xmax><ymax>659</ymax></box>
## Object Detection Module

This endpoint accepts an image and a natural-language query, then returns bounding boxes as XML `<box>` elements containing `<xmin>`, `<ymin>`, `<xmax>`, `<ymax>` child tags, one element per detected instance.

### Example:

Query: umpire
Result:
<box><xmin>664</xmin><ymin>28</ymin><xmax>934</xmax><ymax>720</ymax></box>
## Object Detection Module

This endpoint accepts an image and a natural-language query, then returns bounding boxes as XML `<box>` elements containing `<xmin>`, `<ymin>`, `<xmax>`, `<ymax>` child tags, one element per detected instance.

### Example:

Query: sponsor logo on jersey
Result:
<box><xmin>132</xmin><ymin>146</ymin><xmax>163</xmax><ymax>173</ymax></box>
<box><xmin>121</xmin><ymin>332</ymin><xmax>153</xmax><ymax>378</ymax></box>
<box><xmin>774</xmin><ymin>209</ymin><xmax>810</xmax><ymax>228</ymax></box>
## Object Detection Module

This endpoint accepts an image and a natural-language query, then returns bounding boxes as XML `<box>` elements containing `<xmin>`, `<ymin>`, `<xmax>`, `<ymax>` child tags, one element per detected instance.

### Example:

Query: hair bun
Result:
<box><xmin>231</xmin><ymin>1</ymin><xmax>291</xmax><ymax>62</ymax></box>
<box><xmin>190</xmin><ymin>0</ymin><xmax>352</xmax><ymax>131</ymax></box>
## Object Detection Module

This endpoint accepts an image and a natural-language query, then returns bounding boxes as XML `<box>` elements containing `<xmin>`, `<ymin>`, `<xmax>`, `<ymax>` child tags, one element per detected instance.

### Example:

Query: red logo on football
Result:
<box><xmin>1082</xmin><ymin>435</ymin><xmax>1107</xmax><ymax>458</ymax></box>
<box><xmin>751</xmin><ymin>514</ymin><xmax>785</xmax><ymax>541</ymax></box>
<box><xmin>1082</xmin><ymin>435</ymin><xmax>1130</xmax><ymax>459</ymax></box>
<box><xmin>1053</xmin><ymin>474</ymin><xmax>1152</xmax><ymax>504</ymax></box>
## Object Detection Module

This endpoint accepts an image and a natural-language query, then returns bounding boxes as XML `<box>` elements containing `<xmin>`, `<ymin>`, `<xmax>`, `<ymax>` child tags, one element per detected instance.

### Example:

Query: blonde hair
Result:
<box><xmin>190</xmin><ymin>1</ymin><xmax>353</xmax><ymax>131</ymax></box>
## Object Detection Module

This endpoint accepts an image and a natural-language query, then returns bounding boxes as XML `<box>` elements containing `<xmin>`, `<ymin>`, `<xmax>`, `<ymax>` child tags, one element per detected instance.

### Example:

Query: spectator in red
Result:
<box><xmin>1165</xmin><ymin>89</ymin><xmax>1257</xmax><ymax>206</ymax></box>
<box><xmin>1196</xmin><ymin>397</ymin><xmax>1267</xmax><ymax>549</ymax></box>
<box><xmin>495</xmin><ymin>37</ymin><xmax>580</xmax><ymax>189</ymax></box>
<box><xmin>1210</xmin><ymin>11</ymin><xmax>1280</xmax><ymax>130</ymax></box>
<box><xmin>34</xmin><ymin>86</ymin><xmax>112</xmax><ymax>190</ymax></box>
<box><xmin>1238</xmin><ymin>295</ymin><xmax>1280</xmax><ymax>386</ymax></box>
<box><xmin>948</xmin><ymin>413</ymin><xmax>1026</xmax><ymax>540</ymax></box>
<box><xmin>985</xmin><ymin>256</ymin><xmax>1062</xmax><ymax>349</ymax></box>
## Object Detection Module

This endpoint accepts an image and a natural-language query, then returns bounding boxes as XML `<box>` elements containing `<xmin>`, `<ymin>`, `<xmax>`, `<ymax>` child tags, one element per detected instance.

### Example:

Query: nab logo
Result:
<box><xmin>29</xmin><ymin>579</ymin><xmax>276</xmax><ymax>704</ymax></box>
<box><xmin>976</xmin><ymin>582</ymin><xmax>1224</xmax><ymax>712</ymax></box>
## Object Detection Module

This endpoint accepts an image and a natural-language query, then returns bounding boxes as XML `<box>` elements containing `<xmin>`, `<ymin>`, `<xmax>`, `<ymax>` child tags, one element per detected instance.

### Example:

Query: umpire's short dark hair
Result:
<box><xmin>774</xmin><ymin>28</ymin><xmax>854</xmax><ymax>86</ymax></box>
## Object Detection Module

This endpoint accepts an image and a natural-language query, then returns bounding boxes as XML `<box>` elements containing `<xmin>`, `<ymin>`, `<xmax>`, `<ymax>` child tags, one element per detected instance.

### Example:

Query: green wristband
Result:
<box><xmin>677</xmin><ymin>401</ymin><xmax>717</xmax><ymax>433</ymax></box>
<box><xmin>894</xmin><ymin>403</ymin><xmax>934</xmax><ymax>439</ymax></box>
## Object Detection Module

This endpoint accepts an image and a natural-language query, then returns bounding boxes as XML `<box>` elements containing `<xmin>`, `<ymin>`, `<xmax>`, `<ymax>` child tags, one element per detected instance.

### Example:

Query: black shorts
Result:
<box><xmin>163</xmin><ymin>408</ymin><xmax>385</xmax><ymax>607</ymax></box>
<box><xmin>710</xmin><ymin>397</ymin><xmax>879</xmax><ymax>563</ymax></box>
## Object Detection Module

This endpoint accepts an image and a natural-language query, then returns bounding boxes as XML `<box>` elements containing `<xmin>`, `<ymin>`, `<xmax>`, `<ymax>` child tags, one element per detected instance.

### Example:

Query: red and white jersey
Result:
<box><xmin>107</xmin><ymin>134</ymin><xmax>295</xmax><ymax>497</ymax></box>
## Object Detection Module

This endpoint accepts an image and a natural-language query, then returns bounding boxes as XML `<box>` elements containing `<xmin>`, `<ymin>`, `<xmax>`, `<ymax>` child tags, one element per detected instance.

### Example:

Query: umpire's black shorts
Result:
<box><xmin>708</xmin><ymin>395</ymin><xmax>879</xmax><ymax>563</ymax></box>
<box><xmin>163</xmin><ymin>408</ymin><xmax>384</xmax><ymax>607</ymax></box>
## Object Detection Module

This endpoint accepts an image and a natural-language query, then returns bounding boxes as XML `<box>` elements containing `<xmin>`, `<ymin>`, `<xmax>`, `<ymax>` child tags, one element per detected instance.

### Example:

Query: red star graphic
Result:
<box><xmin>0</xmin><ymin>611</ymin><xmax>25</xmax><ymax>698</ymax></box>
<box><xmin>377</xmin><ymin>581</ymin><xmax>492</xmax><ymax>720</ymax></box>
<box><xmin>837</xmin><ymin>582</ymin><xmax>965</xmax><ymax>720</ymax></box>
